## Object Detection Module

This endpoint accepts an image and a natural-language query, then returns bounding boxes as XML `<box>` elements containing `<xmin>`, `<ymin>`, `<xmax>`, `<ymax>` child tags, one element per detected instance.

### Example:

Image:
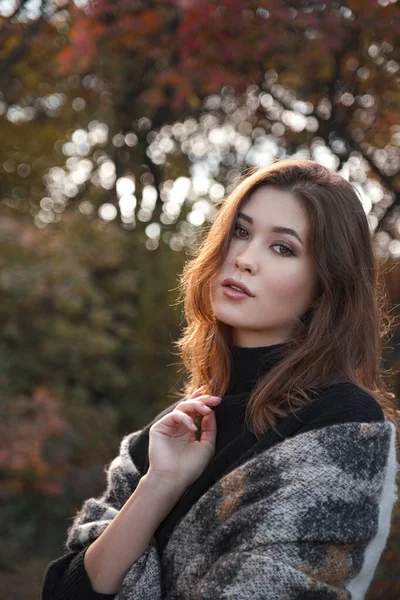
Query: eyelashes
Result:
<box><xmin>232</xmin><ymin>224</ymin><xmax>295</xmax><ymax>257</ymax></box>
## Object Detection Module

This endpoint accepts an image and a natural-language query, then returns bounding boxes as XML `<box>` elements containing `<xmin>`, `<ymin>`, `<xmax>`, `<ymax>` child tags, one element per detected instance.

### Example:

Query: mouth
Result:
<box><xmin>222</xmin><ymin>284</ymin><xmax>253</xmax><ymax>300</ymax></box>
<box><xmin>221</xmin><ymin>278</ymin><xmax>254</xmax><ymax>297</ymax></box>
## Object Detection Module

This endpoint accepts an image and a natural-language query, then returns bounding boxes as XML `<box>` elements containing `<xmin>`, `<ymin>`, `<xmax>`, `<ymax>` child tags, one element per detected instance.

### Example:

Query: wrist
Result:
<box><xmin>142</xmin><ymin>470</ymin><xmax>187</xmax><ymax>498</ymax></box>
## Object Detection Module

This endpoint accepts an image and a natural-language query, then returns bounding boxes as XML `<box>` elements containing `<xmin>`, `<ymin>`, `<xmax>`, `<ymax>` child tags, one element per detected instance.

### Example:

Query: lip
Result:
<box><xmin>221</xmin><ymin>277</ymin><xmax>254</xmax><ymax>297</ymax></box>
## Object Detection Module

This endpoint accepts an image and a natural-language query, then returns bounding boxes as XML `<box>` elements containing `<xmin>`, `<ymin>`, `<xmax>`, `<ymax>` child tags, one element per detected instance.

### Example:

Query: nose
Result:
<box><xmin>235</xmin><ymin>247</ymin><xmax>258</xmax><ymax>274</ymax></box>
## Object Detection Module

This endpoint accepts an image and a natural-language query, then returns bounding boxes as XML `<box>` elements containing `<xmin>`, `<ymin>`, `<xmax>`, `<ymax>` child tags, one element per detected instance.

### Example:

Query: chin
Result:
<box><xmin>213</xmin><ymin>309</ymin><xmax>248</xmax><ymax>329</ymax></box>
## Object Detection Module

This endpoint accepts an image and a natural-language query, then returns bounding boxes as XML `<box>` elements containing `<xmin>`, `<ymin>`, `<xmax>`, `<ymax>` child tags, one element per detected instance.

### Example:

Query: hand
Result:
<box><xmin>148</xmin><ymin>387</ymin><xmax>222</xmax><ymax>491</ymax></box>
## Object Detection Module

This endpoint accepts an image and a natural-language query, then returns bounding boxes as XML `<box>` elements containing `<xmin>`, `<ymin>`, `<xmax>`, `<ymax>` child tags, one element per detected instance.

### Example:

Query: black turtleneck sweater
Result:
<box><xmin>41</xmin><ymin>343</ymin><xmax>385</xmax><ymax>600</ymax></box>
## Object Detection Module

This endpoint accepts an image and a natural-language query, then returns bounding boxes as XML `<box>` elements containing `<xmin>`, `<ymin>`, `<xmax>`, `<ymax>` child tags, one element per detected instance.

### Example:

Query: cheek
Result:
<box><xmin>266</xmin><ymin>264</ymin><xmax>313</xmax><ymax>299</ymax></box>
<box><xmin>211</xmin><ymin>278</ymin><xmax>222</xmax><ymax>305</ymax></box>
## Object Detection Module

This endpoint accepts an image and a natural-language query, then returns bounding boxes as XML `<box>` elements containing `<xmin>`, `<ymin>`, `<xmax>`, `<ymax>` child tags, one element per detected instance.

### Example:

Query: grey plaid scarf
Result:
<box><xmin>66</xmin><ymin>420</ymin><xmax>398</xmax><ymax>600</ymax></box>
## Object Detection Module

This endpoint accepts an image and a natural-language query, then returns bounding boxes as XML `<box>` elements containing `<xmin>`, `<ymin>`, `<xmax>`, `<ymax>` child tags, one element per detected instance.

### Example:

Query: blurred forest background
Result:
<box><xmin>0</xmin><ymin>0</ymin><xmax>400</xmax><ymax>598</ymax></box>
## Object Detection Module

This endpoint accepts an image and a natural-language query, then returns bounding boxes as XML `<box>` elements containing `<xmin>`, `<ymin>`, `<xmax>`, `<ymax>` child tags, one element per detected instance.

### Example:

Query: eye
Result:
<box><xmin>233</xmin><ymin>224</ymin><xmax>295</xmax><ymax>257</ymax></box>
<box><xmin>272</xmin><ymin>243</ymin><xmax>295</xmax><ymax>257</ymax></box>
<box><xmin>233</xmin><ymin>224</ymin><xmax>248</xmax><ymax>239</ymax></box>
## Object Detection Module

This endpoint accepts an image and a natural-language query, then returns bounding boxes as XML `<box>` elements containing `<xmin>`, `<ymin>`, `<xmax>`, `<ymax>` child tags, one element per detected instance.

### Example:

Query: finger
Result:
<box><xmin>189</xmin><ymin>386</ymin><xmax>206</xmax><ymax>399</ymax></box>
<box><xmin>197</xmin><ymin>410</ymin><xmax>217</xmax><ymax>446</ymax></box>
<box><xmin>154</xmin><ymin>409</ymin><xmax>197</xmax><ymax>434</ymax></box>
<box><xmin>175</xmin><ymin>399</ymin><xmax>214</xmax><ymax>416</ymax></box>
<box><xmin>170</xmin><ymin>411</ymin><xmax>198</xmax><ymax>432</ymax></box>
<box><xmin>178</xmin><ymin>396</ymin><xmax>221</xmax><ymax>410</ymax></box>
<box><xmin>197</xmin><ymin>395</ymin><xmax>221</xmax><ymax>405</ymax></box>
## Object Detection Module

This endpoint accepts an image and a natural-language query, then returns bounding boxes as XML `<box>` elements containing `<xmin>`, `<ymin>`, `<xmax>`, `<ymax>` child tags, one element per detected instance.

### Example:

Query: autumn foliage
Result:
<box><xmin>0</xmin><ymin>0</ymin><xmax>399</xmax><ymax>596</ymax></box>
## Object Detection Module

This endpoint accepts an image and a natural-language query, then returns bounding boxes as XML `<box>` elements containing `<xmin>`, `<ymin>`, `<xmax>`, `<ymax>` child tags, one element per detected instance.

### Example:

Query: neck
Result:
<box><xmin>226</xmin><ymin>342</ymin><xmax>289</xmax><ymax>395</ymax></box>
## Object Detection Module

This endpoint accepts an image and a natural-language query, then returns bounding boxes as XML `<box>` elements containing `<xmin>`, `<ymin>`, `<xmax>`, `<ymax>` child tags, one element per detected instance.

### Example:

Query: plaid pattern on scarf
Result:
<box><xmin>66</xmin><ymin>421</ymin><xmax>398</xmax><ymax>600</ymax></box>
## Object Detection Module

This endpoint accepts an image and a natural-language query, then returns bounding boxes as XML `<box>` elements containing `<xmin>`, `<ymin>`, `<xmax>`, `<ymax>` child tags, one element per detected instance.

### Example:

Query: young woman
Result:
<box><xmin>42</xmin><ymin>159</ymin><xmax>399</xmax><ymax>600</ymax></box>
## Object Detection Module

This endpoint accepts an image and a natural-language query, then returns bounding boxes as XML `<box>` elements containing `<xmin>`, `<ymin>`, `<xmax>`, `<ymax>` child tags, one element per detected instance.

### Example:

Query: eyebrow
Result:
<box><xmin>237</xmin><ymin>211</ymin><xmax>304</xmax><ymax>246</ymax></box>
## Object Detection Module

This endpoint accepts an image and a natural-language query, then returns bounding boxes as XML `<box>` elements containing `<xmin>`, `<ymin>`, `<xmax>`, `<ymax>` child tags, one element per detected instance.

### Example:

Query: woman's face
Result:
<box><xmin>211</xmin><ymin>185</ymin><xmax>317</xmax><ymax>347</ymax></box>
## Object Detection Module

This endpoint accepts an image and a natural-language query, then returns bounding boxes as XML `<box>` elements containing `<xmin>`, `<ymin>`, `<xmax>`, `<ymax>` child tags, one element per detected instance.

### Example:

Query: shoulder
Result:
<box><xmin>294</xmin><ymin>382</ymin><xmax>385</xmax><ymax>434</ymax></box>
<box><xmin>319</xmin><ymin>381</ymin><xmax>385</xmax><ymax>420</ymax></box>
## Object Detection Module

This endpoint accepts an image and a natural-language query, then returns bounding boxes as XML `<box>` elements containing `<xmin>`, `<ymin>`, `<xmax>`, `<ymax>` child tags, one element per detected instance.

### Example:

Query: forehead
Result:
<box><xmin>241</xmin><ymin>186</ymin><xmax>309</xmax><ymax>235</ymax></box>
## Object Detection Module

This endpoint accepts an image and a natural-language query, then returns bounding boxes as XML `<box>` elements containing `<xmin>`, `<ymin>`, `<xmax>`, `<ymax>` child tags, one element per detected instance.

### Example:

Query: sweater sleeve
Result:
<box><xmin>41</xmin><ymin>428</ymin><xmax>152</xmax><ymax>600</ymax></box>
<box><xmin>41</xmin><ymin>548</ymin><xmax>117</xmax><ymax>600</ymax></box>
<box><xmin>41</xmin><ymin>398</ymin><xmax>181</xmax><ymax>600</ymax></box>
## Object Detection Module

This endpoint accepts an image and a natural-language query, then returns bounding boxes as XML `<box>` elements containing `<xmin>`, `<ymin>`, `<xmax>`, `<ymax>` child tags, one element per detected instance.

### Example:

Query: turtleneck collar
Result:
<box><xmin>226</xmin><ymin>342</ymin><xmax>290</xmax><ymax>395</ymax></box>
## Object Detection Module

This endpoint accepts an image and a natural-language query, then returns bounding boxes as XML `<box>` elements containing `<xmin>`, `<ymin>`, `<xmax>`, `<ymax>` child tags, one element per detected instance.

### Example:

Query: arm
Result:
<box><xmin>83</xmin><ymin>471</ymin><xmax>185</xmax><ymax>594</ymax></box>
<box><xmin>192</xmin><ymin>421</ymin><xmax>399</xmax><ymax>600</ymax></box>
<box><xmin>42</xmin><ymin>424</ymin><xmax>183</xmax><ymax>600</ymax></box>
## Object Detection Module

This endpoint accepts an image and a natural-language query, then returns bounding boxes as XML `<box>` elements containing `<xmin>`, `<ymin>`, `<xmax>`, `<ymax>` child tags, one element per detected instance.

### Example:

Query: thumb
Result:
<box><xmin>198</xmin><ymin>409</ymin><xmax>217</xmax><ymax>448</ymax></box>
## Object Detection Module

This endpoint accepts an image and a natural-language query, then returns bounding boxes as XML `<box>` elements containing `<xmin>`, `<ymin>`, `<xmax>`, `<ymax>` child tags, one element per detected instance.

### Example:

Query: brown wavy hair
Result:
<box><xmin>172</xmin><ymin>159</ymin><xmax>400</xmax><ymax>445</ymax></box>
